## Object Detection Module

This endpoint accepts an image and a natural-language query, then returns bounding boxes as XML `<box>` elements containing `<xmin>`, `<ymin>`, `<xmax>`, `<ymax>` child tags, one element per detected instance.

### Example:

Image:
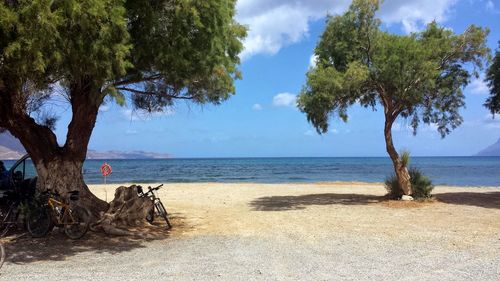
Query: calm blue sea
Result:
<box><xmin>79</xmin><ymin>157</ymin><xmax>498</xmax><ymax>186</ymax></box>
<box><xmin>3</xmin><ymin>157</ymin><xmax>500</xmax><ymax>186</ymax></box>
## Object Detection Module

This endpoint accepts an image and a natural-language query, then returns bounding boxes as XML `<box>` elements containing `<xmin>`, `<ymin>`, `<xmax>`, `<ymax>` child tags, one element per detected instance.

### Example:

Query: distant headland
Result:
<box><xmin>0</xmin><ymin>132</ymin><xmax>169</xmax><ymax>160</ymax></box>
<box><xmin>476</xmin><ymin>138</ymin><xmax>500</xmax><ymax>156</ymax></box>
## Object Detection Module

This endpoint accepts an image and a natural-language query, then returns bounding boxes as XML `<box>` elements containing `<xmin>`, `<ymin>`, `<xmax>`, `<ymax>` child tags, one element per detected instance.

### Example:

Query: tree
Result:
<box><xmin>485</xmin><ymin>42</ymin><xmax>500</xmax><ymax>114</ymax></box>
<box><xmin>298</xmin><ymin>0</ymin><xmax>489</xmax><ymax>196</ymax></box>
<box><xmin>0</xmin><ymin>0</ymin><xmax>245</xmax><ymax>216</ymax></box>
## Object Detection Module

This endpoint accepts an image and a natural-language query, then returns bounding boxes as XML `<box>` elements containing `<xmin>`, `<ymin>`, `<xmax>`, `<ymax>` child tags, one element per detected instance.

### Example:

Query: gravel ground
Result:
<box><xmin>1</xmin><ymin>183</ymin><xmax>499</xmax><ymax>280</ymax></box>
<box><xmin>1</xmin><ymin>234</ymin><xmax>498</xmax><ymax>281</ymax></box>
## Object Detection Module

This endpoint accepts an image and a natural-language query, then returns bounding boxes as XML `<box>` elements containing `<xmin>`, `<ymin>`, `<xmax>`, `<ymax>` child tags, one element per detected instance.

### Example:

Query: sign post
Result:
<box><xmin>100</xmin><ymin>162</ymin><xmax>112</xmax><ymax>184</ymax></box>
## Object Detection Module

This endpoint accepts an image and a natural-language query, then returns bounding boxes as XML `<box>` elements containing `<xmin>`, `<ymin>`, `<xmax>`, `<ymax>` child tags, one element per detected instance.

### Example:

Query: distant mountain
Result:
<box><xmin>476</xmin><ymin>138</ymin><xmax>500</xmax><ymax>156</ymax></box>
<box><xmin>86</xmin><ymin>150</ymin><xmax>170</xmax><ymax>159</ymax></box>
<box><xmin>0</xmin><ymin>132</ymin><xmax>26</xmax><ymax>160</ymax></box>
<box><xmin>0</xmin><ymin>132</ymin><xmax>170</xmax><ymax>160</ymax></box>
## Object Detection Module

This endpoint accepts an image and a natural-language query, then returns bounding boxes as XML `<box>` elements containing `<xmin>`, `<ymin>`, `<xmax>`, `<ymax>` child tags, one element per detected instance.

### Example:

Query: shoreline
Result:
<box><xmin>87</xmin><ymin>181</ymin><xmax>500</xmax><ymax>189</ymax></box>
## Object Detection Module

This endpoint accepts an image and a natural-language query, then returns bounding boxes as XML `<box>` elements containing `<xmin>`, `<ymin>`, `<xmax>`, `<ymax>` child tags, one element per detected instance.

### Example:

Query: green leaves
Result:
<box><xmin>298</xmin><ymin>0</ymin><xmax>489</xmax><ymax>138</ymax></box>
<box><xmin>1</xmin><ymin>0</ymin><xmax>245</xmax><ymax>115</ymax></box>
<box><xmin>123</xmin><ymin>0</ymin><xmax>245</xmax><ymax>111</ymax></box>
<box><xmin>298</xmin><ymin>61</ymin><xmax>370</xmax><ymax>133</ymax></box>
<box><xmin>1</xmin><ymin>0</ymin><xmax>63</xmax><ymax>90</ymax></box>
<box><xmin>485</xmin><ymin>42</ymin><xmax>500</xmax><ymax>115</ymax></box>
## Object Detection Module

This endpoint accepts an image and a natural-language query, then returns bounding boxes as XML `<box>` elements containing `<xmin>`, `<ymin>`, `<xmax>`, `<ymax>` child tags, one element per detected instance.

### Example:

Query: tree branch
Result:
<box><xmin>115</xmin><ymin>87</ymin><xmax>194</xmax><ymax>100</ymax></box>
<box><xmin>112</xmin><ymin>74</ymin><xmax>162</xmax><ymax>87</ymax></box>
<box><xmin>403</xmin><ymin>77</ymin><xmax>421</xmax><ymax>94</ymax></box>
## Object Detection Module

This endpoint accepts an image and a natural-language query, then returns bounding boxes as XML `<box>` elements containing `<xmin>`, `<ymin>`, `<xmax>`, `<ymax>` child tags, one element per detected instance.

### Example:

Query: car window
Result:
<box><xmin>24</xmin><ymin>159</ymin><xmax>36</xmax><ymax>179</ymax></box>
<box><xmin>13</xmin><ymin>160</ymin><xmax>25</xmax><ymax>179</ymax></box>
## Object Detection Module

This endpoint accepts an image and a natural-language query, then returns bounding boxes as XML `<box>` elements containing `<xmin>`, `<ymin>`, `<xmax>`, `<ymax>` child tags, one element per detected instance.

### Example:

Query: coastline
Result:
<box><xmin>88</xmin><ymin>181</ymin><xmax>500</xmax><ymax>192</ymax></box>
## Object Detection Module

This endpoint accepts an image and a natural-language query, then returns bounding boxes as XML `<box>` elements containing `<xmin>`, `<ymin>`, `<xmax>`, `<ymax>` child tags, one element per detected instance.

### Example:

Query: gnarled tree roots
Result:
<box><xmin>91</xmin><ymin>185</ymin><xmax>156</xmax><ymax>236</ymax></box>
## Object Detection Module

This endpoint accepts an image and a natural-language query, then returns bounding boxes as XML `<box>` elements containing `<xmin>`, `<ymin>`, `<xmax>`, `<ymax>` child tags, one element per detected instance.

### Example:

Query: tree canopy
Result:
<box><xmin>298</xmin><ymin>0</ymin><xmax>490</xmax><ymax>137</ymax></box>
<box><xmin>297</xmin><ymin>0</ymin><xmax>490</xmax><ymax>196</ymax></box>
<box><xmin>0</xmin><ymin>0</ymin><xmax>246</xmax><ymax>120</ymax></box>
<box><xmin>484</xmin><ymin>42</ymin><xmax>500</xmax><ymax>115</ymax></box>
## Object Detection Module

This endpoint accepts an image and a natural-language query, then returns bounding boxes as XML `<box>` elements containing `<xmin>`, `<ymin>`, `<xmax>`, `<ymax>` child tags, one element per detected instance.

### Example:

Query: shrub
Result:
<box><xmin>408</xmin><ymin>167</ymin><xmax>434</xmax><ymax>199</ymax></box>
<box><xmin>400</xmin><ymin>150</ymin><xmax>410</xmax><ymax>168</ymax></box>
<box><xmin>384</xmin><ymin>174</ymin><xmax>403</xmax><ymax>199</ymax></box>
<box><xmin>384</xmin><ymin>168</ymin><xmax>434</xmax><ymax>200</ymax></box>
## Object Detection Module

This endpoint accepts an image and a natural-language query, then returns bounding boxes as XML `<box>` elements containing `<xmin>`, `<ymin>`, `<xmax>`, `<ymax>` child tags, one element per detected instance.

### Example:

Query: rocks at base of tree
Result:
<box><xmin>401</xmin><ymin>195</ymin><xmax>414</xmax><ymax>201</ymax></box>
<box><xmin>92</xmin><ymin>185</ymin><xmax>154</xmax><ymax>236</ymax></box>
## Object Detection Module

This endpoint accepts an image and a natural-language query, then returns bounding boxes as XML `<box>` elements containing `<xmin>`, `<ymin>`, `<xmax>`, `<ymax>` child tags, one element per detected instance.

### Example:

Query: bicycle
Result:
<box><xmin>0</xmin><ymin>195</ymin><xmax>35</xmax><ymax>269</ymax></box>
<box><xmin>137</xmin><ymin>184</ymin><xmax>171</xmax><ymax>229</ymax></box>
<box><xmin>26</xmin><ymin>190</ymin><xmax>91</xmax><ymax>239</ymax></box>
<box><xmin>0</xmin><ymin>201</ymin><xmax>23</xmax><ymax>238</ymax></box>
<box><xmin>0</xmin><ymin>200</ymin><xmax>23</xmax><ymax>270</ymax></box>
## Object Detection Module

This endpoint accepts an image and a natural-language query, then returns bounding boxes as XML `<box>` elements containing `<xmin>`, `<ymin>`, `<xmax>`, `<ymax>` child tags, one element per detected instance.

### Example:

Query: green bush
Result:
<box><xmin>385</xmin><ymin>174</ymin><xmax>402</xmax><ymax>199</ymax></box>
<box><xmin>408</xmin><ymin>167</ymin><xmax>434</xmax><ymax>199</ymax></box>
<box><xmin>384</xmin><ymin>167</ymin><xmax>434</xmax><ymax>200</ymax></box>
<box><xmin>400</xmin><ymin>150</ymin><xmax>411</xmax><ymax>168</ymax></box>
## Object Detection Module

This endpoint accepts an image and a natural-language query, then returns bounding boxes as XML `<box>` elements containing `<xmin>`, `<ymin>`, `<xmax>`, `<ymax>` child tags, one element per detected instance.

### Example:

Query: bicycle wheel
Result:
<box><xmin>64</xmin><ymin>206</ymin><xmax>90</xmax><ymax>239</ymax></box>
<box><xmin>0</xmin><ymin>207</ymin><xmax>14</xmax><ymax>237</ymax></box>
<box><xmin>26</xmin><ymin>207</ymin><xmax>53</xmax><ymax>238</ymax></box>
<box><xmin>0</xmin><ymin>242</ymin><xmax>5</xmax><ymax>270</ymax></box>
<box><xmin>146</xmin><ymin>208</ymin><xmax>154</xmax><ymax>224</ymax></box>
<box><xmin>155</xmin><ymin>201</ymin><xmax>171</xmax><ymax>229</ymax></box>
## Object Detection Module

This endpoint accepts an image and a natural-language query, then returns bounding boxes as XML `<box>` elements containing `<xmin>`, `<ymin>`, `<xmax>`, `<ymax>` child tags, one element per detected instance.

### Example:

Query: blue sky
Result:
<box><xmin>53</xmin><ymin>0</ymin><xmax>500</xmax><ymax>158</ymax></box>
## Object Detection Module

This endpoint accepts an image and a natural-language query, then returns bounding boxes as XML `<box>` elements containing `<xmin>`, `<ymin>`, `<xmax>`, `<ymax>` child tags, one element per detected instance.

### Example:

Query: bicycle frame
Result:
<box><xmin>0</xmin><ymin>201</ymin><xmax>20</xmax><ymax>236</ymax></box>
<box><xmin>46</xmin><ymin>196</ymin><xmax>77</xmax><ymax>226</ymax></box>
<box><xmin>137</xmin><ymin>184</ymin><xmax>171</xmax><ymax>229</ymax></box>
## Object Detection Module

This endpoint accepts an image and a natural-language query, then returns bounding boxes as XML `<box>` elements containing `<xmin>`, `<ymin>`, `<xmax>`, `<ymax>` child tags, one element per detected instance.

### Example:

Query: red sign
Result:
<box><xmin>100</xmin><ymin>163</ymin><xmax>112</xmax><ymax>177</ymax></box>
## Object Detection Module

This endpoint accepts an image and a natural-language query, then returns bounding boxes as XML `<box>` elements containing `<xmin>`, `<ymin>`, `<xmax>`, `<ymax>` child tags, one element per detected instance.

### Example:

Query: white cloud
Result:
<box><xmin>236</xmin><ymin>0</ymin><xmax>458</xmax><ymax>58</ymax></box>
<box><xmin>121</xmin><ymin>108</ymin><xmax>174</xmax><ymax>121</ymax></box>
<box><xmin>304</xmin><ymin>130</ymin><xmax>315</xmax><ymax>136</ymax></box>
<box><xmin>379</xmin><ymin>0</ymin><xmax>457</xmax><ymax>33</ymax></box>
<box><xmin>99</xmin><ymin>105</ymin><xmax>110</xmax><ymax>112</ymax></box>
<box><xmin>393</xmin><ymin>122</ymin><xmax>440</xmax><ymax>133</ymax></box>
<box><xmin>236</xmin><ymin>0</ymin><xmax>349</xmax><ymax>59</ymax></box>
<box><xmin>468</xmin><ymin>77</ymin><xmax>489</xmax><ymax>95</ymax></box>
<box><xmin>272</xmin><ymin>92</ymin><xmax>297</xmax><ymax>107</ymax></box>
<box><xmin>309</xmin><ymin>54</ymin><xmax>318</xmax><ymax>68</ymax></box>
<box><xmin>483</xmin><ymin>114</ymin><xmax>500</xmax><ymax>128</ymax></box>
<box><xmin>252</xmin><ymin>103</ymin><xmax>263</xmax><ymax>111</ymax></box>
<box><xmin>125</xmin><ymin>129</ymin><xmax>138</xmax><ymax>135</ymax></box>
<box><xmin>393</xmin><ymin>122</ymin><xmax>412</xmax><ymax>132</ymax></box>
<box><xmin>486</xmin><ymin>0</ymin><xmax>494</xmax><ymax>10</ymax></box>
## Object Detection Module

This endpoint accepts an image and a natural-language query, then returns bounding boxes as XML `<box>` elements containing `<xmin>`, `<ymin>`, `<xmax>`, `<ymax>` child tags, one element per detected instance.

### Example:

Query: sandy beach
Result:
<box><xmin>1</xmin><ymin>182</ymin><xmax>499</xmax><ymax>280</ymax></box>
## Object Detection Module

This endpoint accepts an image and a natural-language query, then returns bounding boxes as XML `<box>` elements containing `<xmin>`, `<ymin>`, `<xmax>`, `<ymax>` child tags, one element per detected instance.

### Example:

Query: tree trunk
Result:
<box><xmin>1</xmin><ymin>79</ymin><xmax>159</xmax><ymax>233</ymax></box>
<box><xmin>384</xmin><ymin>115</ymin><xmax>412</xmax><ymax>196</ymax></box>
<box><xmin>0</xmin><ymin>82</ymin><xmax>109</xmax><ymax>217</ymax></box>
<box><xmin>35</xmin><ymin>157</ymin><xmax>109</xmax><ymax>215</ymax></box>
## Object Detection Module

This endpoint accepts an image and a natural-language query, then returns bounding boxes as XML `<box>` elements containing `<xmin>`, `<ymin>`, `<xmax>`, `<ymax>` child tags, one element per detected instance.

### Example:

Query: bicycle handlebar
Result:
<box><xmin>148</xmin><ymin>184</ymin><xmax>164</xmax><ymax>191</ymax></box>
<box><xmin>42</xmin><ymin>189</ymin><xmax>59</xmax><ymax>196</ymax></box>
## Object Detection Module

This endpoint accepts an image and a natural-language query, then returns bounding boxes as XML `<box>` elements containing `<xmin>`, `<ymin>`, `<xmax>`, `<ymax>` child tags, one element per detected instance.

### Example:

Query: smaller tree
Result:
<box><xmin>485</xmin><ymin>42</ymin><xmax>500</xmax><ymax>114</ymax></box>
<box><xmin>298</xmin><ymin>0</ymin><xmax>490</xmax><ymax>196</ymax></box>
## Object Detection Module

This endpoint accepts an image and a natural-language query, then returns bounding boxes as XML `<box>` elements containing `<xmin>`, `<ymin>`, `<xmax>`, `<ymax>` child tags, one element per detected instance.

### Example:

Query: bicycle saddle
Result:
<box><xmin>68</xmin><ymin>190</ymin><xmax>79</xmax><ymax>201</ymax></box>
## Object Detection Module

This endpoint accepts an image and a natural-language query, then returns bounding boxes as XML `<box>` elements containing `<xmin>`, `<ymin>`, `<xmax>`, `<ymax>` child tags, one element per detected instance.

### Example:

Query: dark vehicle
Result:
<box><xmin>0</xmin><ymin>155</ymin><xmax>37</xmax><ymax>241</ymax></box>
<box><xmin>0</xmin><ymin>154</ymin><xmax>37</xmax><ymax>202</ymax></box>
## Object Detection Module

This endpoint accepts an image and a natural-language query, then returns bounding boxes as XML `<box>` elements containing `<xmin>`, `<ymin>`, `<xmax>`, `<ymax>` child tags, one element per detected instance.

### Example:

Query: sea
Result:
<box><xmin>3</xmin><ymin>157</ymin><xmax>500</xmax><ymax>187</ymax></box>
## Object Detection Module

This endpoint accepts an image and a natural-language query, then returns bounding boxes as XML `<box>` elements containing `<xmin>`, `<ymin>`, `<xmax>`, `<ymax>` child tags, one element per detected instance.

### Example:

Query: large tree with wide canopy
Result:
<box><xmin>0</xmin><ymin>0</ymin><xmax>246</xmax><ymax>214</ymax></box>
<box><xmin>298</xmin><ymin>0</ymin><xmax>490</xmax><ymax>196</ymax></box>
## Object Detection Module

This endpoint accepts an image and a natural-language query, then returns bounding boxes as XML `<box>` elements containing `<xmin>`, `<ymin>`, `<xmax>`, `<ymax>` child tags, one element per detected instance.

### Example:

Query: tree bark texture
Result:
<box><xmin>384</xmin><ymin>114</ymin><xmax>412</xmax><ymax>196</ymax></box>
<box><xmin>93</xmin><ymin>185</ymin><xmax>154</xmax><ymax>236</ymax></box>
<box><xmin>0</xmin><ymin>81</ymin><xmax>108</xmax><ymax>216</ymax></box>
